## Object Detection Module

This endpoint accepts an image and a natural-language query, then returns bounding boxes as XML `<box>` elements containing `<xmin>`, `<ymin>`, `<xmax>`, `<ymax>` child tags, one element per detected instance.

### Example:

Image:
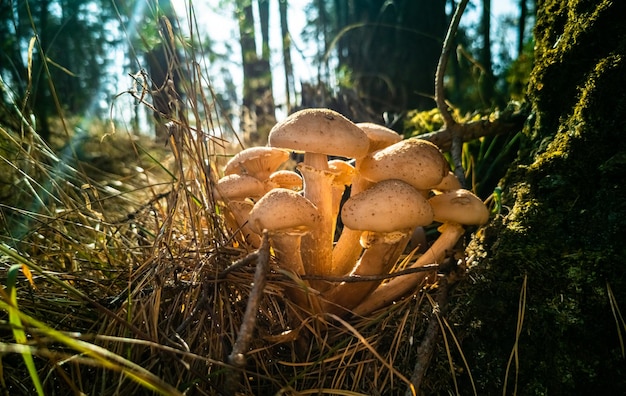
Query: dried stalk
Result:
<box><xmin>406</xmin><ymin>276</ymin><xmax>450</xmax><ymax>396</ymax></box>
<box><xmin>434</xmin><ymin>0</ymin><xmax>470</xmax><ymax>188</ymax></box>
<box><xmin>224</xmin><ymin>232</ymin><xmax>270</xmax><ymax>394</ymax></box>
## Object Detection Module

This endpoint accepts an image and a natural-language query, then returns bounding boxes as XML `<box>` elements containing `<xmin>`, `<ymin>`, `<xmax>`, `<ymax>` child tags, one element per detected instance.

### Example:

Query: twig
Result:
<box><xmin>224</xmin><ymin>232</ymin><xmax>270</xmax><ymax>395</ymax></box>
<box><xmin>218</xmin><ymin>250</ymin><xmax>260</xmax><ymax>279</ymax></box>
<box><xmin>418</xmin><ymin>105</ymin><xmax>529</xmax><ymax>151</ymax></box>
<box><xmin>434</xmin><ymin>0</ymin><xmax>470</xmax><ymax>187</ymax></box>
<box><xmin>407</xmin><ymin>275</ymin><xmax>451</xmax><ymax>396</ymax></box>
<box><xmin>301</xmin><ymin>264</ymin><xmax>439</xmax><ymax>283</ymax></box>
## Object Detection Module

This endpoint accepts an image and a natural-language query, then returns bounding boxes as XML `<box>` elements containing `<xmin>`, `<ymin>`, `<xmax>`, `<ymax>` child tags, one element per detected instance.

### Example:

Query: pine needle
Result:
<box><xmin>503</xmin><ymin>274</ymin><xmax>527</xmax><ymax>396</ymax></box>
<box><xmin>607</xmin><ymin>281</ymin><xmax>626</xmax><ymax>358</ymax></box>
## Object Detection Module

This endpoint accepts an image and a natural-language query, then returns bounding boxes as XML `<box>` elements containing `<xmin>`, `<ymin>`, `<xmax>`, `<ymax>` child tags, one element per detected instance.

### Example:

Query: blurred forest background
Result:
<box><xmin>0</xmin><ymin>0</ymin><xmax>533</xmax><ymax>145</ymax></box>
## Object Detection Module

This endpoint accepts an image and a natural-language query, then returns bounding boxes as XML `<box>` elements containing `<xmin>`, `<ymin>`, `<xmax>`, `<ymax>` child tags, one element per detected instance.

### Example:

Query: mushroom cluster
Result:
<box><xmin>216</xmin><ymin>108</ymin><xmax>489</xmax><ymax>316</ymax></box>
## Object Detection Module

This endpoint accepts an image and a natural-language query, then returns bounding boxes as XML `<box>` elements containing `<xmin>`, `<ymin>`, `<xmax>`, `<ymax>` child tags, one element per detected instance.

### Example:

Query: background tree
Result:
<box><xmin>279</xmin><ymin>0</ymin><xmax>296</xmax><ymax>114</ymax></box>
<box><xmin>306</xmin><ymin>0</ymin><xmax>447</xmax><ymax>119</ymax></box>
<box><xmin>478</xmin><ymin>0</ymin><xmax>495</xmax><ymax>106</ymax></box>
<box><xmin>0</xmin><ymin>0</ymin><xmax>120</xmax><ymax>141</ymax></box>
<box><xmin>423</xmin><ymin>0</ymin><xmax>626</xmax><ymax>394</ymax></box>
<box><xmin>143</xmin><ymin>1</ymin><xmax>186</xmax><ymax>141</ymax></box>
<box><xmin>235</xmin><ymin>0</ymin><xmax>277</xmax><ymax>144</ymax></box>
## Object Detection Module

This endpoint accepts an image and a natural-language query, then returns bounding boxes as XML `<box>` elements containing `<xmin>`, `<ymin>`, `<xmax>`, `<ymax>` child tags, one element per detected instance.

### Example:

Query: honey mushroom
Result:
<box><xmin>332</xmin><ymin>138</ymin><xmax>449</xmax><ymax>277</ymax></box>
<box><xmin>268</xmin><ymin>108</ymin><xmax>369</xmax><ymax>288</ymax></box>
<box><xmin>221</xmin><ymin>109</ymin><xmax>490</xmax><ymax>317</ymax></box>
<box><xmin>223</xmin><ymin>146</ymin><xmax>290</xmax><ymax>182</ymax></box>
<box><xmin>267</xmin><ymin>170</ymin><xmax>303</xmax><ymax>191</ymax></box>
<box><xmin>331</xmin><ymin>123</ymin><xmax>402</xmax><ymax>276</ymax></box>
<box><xmin>352</xmin><ymin>188</ymin><xmax>489</xmax><ymax>316</ymax></box>
<box><xmin>431</xmin><ymin>171</ymin><xmax>462</xmax><ymax>192</ymax></box>
<box><xmin>248</xmin><ymin>188</ymin><xmax>322</xmax><ymax>310</ymax></box>
<box><xmin>215</xmin><ymin>174</ymin><xmax>266</xmax><ymax>247</ymax></box>
<box><xmin>322</xmin><ymin>179</ymin><xmax>433</xmax><ymax>314</ymax></box>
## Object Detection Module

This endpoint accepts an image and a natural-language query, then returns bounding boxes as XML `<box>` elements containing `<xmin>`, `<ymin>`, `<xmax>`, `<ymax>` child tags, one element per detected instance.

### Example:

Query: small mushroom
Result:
<box><xmin>267</xmin><ymin>170</ymin><xmax>303</xmax><ymax>191</ymax></box>
<box><xmin>323</xmin><ymin>180</ymin><xmax>434</xmax><ymax>313</ymax></box>
<box><xmin>333</xmin><ymin>138</ymin><xmax>447</xmax><ymax>275</ymax></box>
<box><xmin>248</xmin><ymin>188</ymin><xmax>321</xmax><ymax>309</ymax></box>
<box><xmin>215</xmin><ymin>174</ymin><xmax>265</xmax><ymax>201</ymax></box>
<box><xmin>224</xmin><ymin>146</ymin><xmax>289</xmax><ymax>181</ymax></box>
<box><xmin>431</xmin><ymin>171</ymin><xmax>462</xmax><ymax>193</ymax></box>
<box><xmin>356</xmin><ymin>122</ymin><xmax>402</xmax><ymax>153</ymax></box>
<box><xmin>268</xmin><ymin>108</ymin><xmax>369</xmax><ymax>283</ymax></box>
<box><xmin>353</xmin><ymin>190</ymin><xmax>489</xmax><ymax>316</ymax></box>
<box><xmin>428</xmin><ymin>189</ymin><xmax>490</xmax><ymax>225</ymax></box>
<box><xmin>215</xmin><ymin>174</ymin><xmax>267</xmax><ymax>247</ymax></box>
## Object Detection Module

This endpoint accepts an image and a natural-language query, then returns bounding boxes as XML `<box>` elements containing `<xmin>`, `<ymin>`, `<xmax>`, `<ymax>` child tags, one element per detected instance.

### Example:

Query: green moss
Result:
<box><xmin>428</xmin><ymin>0</ymin><xmax>626</xmax><ymax>394</ymax></box>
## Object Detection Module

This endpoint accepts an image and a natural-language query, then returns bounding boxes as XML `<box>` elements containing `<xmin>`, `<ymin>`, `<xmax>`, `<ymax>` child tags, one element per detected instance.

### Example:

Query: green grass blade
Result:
<box><xmin>6</xmin><ymin>264</ymin><xmax>45</xmax><ymax>396</ymax></box>
<box><xmin>0</xmin><ymin>295</ymin><xmax>183</xmax><ymax>396</ymax></box>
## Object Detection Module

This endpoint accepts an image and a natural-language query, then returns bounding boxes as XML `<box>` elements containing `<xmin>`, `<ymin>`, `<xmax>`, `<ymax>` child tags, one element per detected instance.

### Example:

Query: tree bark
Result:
<box><xmin>479</xmin><ymin>0</ymin><xmax>495</xmax><ymax>106</ymax></box>
<box><xmin>517</xmin><ymin>0</ymin><xmax>528</xmax><ymax>57</ymax></box>
<box><xmin>279</xmin><ymin>0</ymin><xmax>295</xmax><ymax>113</ymax></box>
<box><xmin>436</xmin><ymin>0</ymin><xmax>626</xmax><ymax>394</ymax></box>
<box><xmin>236</xmin><ymin>0</ymin><xmax>276</xmax><ymax>145</ymax></box>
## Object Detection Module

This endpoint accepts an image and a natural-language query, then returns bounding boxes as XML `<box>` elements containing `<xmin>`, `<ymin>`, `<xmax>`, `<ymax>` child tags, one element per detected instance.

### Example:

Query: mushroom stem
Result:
<box><xmin>298</xmin><ymin>163</ymin><xmax>334</xmax><ymax>290</ymax></box>
<box><xmin>270</xmin><ymin>233</ymin><xmax>321</xmax><ymax>312</ymax></box>
<box><xmin>270</xmin><ymin>233</ymin><xmax>307</xmax><ymax>275</ymax></box>
<box><xmin>331</xmin><ymin>176</ymin><xmax>373</xmax><ymax>276</ymax></box>
<box><xmin>323</xmin><ymin>231</ymin><xmax>411</xmax><ymax>314</ymax></box>
<box><xmin>331</xmin><ymin>165</ymin><xmax>376</xmax><ymax>275</ymax></box>
<box><xmin>331</xmin><ymin>227</ymin><xmax>364</xmax><ymax>275</ymax></box>
<box><xmin>225</xmin><ymin>200</ymin><xmax>262</xmax><ymax>248</ymax></box>
<box><xmin>352</xmin><ymin>223</ymin><xmax>465</xmax><ymax>316</ymax></box>
<box><xmin>303</xmin><ymin>152</ymin><xmax>330</xmax><ymax>172</ymax></box>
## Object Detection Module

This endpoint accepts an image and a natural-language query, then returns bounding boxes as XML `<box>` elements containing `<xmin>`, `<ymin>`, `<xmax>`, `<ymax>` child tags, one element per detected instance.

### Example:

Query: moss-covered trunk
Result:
<box><xmin>446</xmin><ymin>0</ymin><xmax>626</xmax><ymax>394</ymax></box>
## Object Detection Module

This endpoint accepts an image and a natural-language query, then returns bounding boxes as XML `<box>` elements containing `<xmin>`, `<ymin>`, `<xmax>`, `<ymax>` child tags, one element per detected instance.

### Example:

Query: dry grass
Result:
<box><xmin>0</xmin><ymin>112</ymin><xmax>445</xmax><ymax>394</ymax></box>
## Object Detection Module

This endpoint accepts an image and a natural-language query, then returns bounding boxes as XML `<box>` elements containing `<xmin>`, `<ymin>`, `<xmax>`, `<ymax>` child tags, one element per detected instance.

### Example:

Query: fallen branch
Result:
<box><xmin>301</xmin><ymin>264</ymin><xmax>439</xmax><ymax>283</ymax></box>
<box><xmin>417</xmin><ymin>106</ymin><xmax>529</xmax><ymax>152</ymax></box>
<box><xmin>406</xmin><ymin>276</ymin><xmax>450</xmax><ymax>396</ymax></box>
<box><xmin>435</xmin><ymin>0</ymin><xmax>470</xmax><ymax>187</ymax></box>
<box><xmin>224</xmin><ymin>232</ymin><xmax>270</xmax><ymax>395</ymax></box>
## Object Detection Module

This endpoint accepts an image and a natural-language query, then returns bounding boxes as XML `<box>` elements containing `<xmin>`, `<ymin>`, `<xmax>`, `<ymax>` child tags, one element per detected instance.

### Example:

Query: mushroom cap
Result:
<box><xmin>224</xmin><ymin>147</ymin><xmax>289</xmax><ymax>180</ymax></box>
<box><xmin>268</xmin><ymin>108</ymin><xmax>370</xmax><ymax>159</ymax></box>
<box><xmin>216</xmin><ymin>174</ymin><xmax>266</xmax><ymax>200</ymax></box>
<box><xmin>359</xmin><ymin>138</ymin><xmax>449</xmax><ymax>190</ymax></box>
<box><xmin>248</xmin><ymin>188</ymin><xmax>320</xmax><ymax>234</ymax></box>
<box><xmin>432</xmin><ymin>171</ymin><xmax>462</xmax><ymax>192</ymax></box>
<box><xmin>268</xmin><ymin>170</ymin><xmax>303</xmax><ymax>191</ymax></box>
<box><xmin>341</xmin><ymin>179</ymin><xmax>434</xmax><ymax>233</ymax></box>
<box><xmin>428</xmin><ymin>189</ymin><xmax>490</xmax><ymax>225</ymax></box>
<box><xmin>356</xmin><ymin>122</ymin><xmax>403</xmax><ymax>152</ymax></box>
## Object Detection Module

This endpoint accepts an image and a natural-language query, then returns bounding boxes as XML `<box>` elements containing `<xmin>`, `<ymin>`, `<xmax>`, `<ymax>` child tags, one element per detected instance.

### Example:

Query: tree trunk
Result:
<box><xmin>258</xmin><ymin>0</ymin><xmax>270</xmax><ymax>60</ymax></box>
<box><xmin>279</xmin><ymin>0</ymin><xmax>295</xmax><ymax>114</ymax></box>
<box><xmin>236</xmin><ymin>0</ymin><xmax>276</xmax><ymax>145</ymax></box>
<box><xmin>517</xmin><ymin>0</ymin><xmax>528</xmax><ymax>57</ymax></box>
<box><xmin>34</xmin><ymin>0</ymin><xmax>51</xmax><ymax>142</ymax></box>
<box><xmin>145</xmin><ymin>8</ymin><xmax>185</xmax><ymax>143</ymax></box>
<box><xmin>330</xmin><ymin>0</ymin><xmax>447</xmax><ymax>115</ymax></box>
<box><xmin>436</xmin><ymin>0</ymin><xmax>626</xmax><ymax>394</ymax></box>
<box><xmin>479</xmin><ymin>0</ymin><xmax>495</xmax><ymax>106</ymax></box>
